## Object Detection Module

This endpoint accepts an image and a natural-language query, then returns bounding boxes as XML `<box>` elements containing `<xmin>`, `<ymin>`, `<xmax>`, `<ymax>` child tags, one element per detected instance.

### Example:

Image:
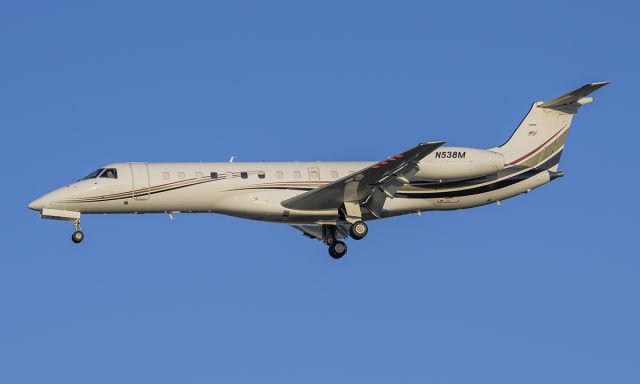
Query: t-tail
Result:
<box><xmin>492</xmin><ymin>82</ymin><xmax>609</xmax><ymax>175</ymax></box>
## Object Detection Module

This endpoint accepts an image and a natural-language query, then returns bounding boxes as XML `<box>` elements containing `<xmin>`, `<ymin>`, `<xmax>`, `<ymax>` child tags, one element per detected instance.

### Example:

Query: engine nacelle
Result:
<box><xmin>414</xmin><ymin>147</ymin><xmax>505</xmax><ymax>181</ymax></box>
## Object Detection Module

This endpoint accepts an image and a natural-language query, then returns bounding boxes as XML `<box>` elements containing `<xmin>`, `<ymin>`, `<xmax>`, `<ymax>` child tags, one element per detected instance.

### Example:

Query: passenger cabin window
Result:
<box><xmin>178</xmin><ymin>172</ymin><xmax>185</xmax><ymax>179</ymax></box>
<box><xmin>162</xmin><ymin>172</ymin><xmax>170</xmax><ymax>180</ymax></box>
<box><xmin>330</xmin><ymin>171</ymin><xmax>339</xmax><ymax>178</ymax></box>
<box><xmin>275</xmin><ymin>171</ymin><xmax>283</xmax><ymax>179</ymax></box>
<box><xmin>293</xmin><ymin>171</ymin><xmax>301</xmax><ymax>179</ymax></box>
<box><xmin>82</xmin><ymin>168</ymin><xmax>104</xmax><ymax>180</ymax></box>
<box><xmin>195</xmin><ymin>172</ymin><xmax>203</xmax><ymax>178</ymax></box>
<box><xmin>241</xmin><ymin>172</ymin><xmax>248</xmax><ymax>179</ymax></box>
<box><xmin>258</xmin><ymin>171</ymin><xmax>265</xmax><ymax>179</ymax></box>
<box><xmin>210</xmin><ymin>172</ymin><xmax>218</xmax><ymax>179</ymax></box>
<box><xmin>309</xmin><ymin>170</ymin><xmax>319</xmax><ymax>179</ymax></box>
<box><xmin>100</xmin><ymin>168</ymin><xmax>118</xmax><ymax>179</ymax></box>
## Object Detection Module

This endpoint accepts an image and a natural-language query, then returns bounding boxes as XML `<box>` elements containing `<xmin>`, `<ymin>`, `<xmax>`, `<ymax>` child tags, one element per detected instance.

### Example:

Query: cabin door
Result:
<box><xmin>129</xmin><ymin>163</ymin><xmax>150</xmax><ymax>200</ymax></box>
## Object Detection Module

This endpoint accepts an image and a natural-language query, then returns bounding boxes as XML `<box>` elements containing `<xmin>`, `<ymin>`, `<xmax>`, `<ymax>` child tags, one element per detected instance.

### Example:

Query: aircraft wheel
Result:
<box><xmin>329</xmin><ymin>241</ymin><xmax>348</xmax><ymax>259</ymax></box>
<box><xmin>71</xmin><ymin>230</ymin><xmax>84</xmax><ymax>244</ymax></box>
<box><xmin>349</xmin><ymin>221</ymin><xmax>368</xmax><ymax>240</ymax></box>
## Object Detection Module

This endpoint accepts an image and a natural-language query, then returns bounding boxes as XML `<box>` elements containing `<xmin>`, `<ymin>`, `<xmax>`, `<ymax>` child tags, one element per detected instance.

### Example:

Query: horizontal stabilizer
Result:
<box><xmin>539</xmin><ymin>81</ymin><xmax>610</xmax><ymax>108</ymax></box>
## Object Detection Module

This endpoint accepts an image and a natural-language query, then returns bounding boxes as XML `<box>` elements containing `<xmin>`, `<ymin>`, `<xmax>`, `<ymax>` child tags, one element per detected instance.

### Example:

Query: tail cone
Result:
<box><xmin>549</xmin><ymin>171</ymin><xmax>564</xmax><ymax>180</ymax></box>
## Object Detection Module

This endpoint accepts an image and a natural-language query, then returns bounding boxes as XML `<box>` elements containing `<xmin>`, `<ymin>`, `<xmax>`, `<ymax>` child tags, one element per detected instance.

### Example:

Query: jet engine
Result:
<box><xmin>414</xmin><ymin>147</ymin><xmax>505</xmax><ymax>181</ymax></box>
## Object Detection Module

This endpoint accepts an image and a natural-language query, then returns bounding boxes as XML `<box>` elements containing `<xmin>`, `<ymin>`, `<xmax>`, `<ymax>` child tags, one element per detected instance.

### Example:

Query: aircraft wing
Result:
<box><xmin>281</xmin><ymin>141</ymin><xmax>444</xmax><ymax>215</ymax></box>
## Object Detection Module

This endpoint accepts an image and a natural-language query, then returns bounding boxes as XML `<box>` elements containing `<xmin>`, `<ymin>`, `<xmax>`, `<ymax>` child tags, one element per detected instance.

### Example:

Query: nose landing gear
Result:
<box><xmin>72</xmin><ymin>230</ymin><xmax>84</xmax><ymax>243</ymax></box>
<box><xmin>71</xmin><ymin>219</ymin><xmax>84</xmax><ymax>244</ymax></box>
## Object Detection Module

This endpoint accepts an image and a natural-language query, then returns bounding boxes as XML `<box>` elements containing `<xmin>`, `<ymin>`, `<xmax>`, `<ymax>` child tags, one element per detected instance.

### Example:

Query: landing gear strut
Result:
<box><xmin>71</xmin><ymin>219</ymin><xmax>84</xmax><ymax>244</ymax></box>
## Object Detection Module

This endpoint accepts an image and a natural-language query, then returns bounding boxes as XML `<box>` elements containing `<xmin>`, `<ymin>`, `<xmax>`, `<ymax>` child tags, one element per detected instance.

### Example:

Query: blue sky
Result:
<box><xmin>1</xmin><ymin>1</ymin><xmax>638</xmax><ymax>383</ymax></box>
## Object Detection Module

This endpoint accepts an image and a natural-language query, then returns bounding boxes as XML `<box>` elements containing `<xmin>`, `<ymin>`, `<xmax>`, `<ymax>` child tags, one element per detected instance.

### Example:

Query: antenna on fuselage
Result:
<box><xmin>229</xmin><ymin>156</ymin><xmax>235</xmax><ymax>163</ymax></box>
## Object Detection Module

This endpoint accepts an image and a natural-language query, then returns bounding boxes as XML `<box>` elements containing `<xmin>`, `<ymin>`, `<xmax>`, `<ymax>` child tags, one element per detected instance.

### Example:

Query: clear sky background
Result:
<box><xmin>1</xmin><ymin>1</ymin><xmax>638</xmax><ymax>383</ymax></box>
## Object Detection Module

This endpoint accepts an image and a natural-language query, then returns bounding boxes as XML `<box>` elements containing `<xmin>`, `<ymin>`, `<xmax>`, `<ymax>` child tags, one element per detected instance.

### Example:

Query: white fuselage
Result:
<box><xmin>29</xmin><ymin>150</ymin><xmax>554</xmax><ymax>225</ymax></box>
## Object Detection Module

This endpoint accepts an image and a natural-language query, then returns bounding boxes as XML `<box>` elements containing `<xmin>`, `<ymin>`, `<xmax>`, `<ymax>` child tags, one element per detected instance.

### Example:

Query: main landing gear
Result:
<box><xmin>322</xmin><ymin>221</ymin><xmax>369</xmax><ymax>259</ymax></box>
<box><xmin>71</xmin><ymin>219</ymin><xmax>84</xmax><ymax>244</ymax></box>
<box><xmin>349</xmin><ymin>221</ymin><xmax>368</xmax><ymax>240</ymax></box>
<box><xmin>329</xmin><ymin>241</ymin><xmax>348</xmax><ymax>259</ymax></box>
<box><xmin>322</xmin><ymin>225</ymin><xmax>347</xmax><ymax>259</ymax></box>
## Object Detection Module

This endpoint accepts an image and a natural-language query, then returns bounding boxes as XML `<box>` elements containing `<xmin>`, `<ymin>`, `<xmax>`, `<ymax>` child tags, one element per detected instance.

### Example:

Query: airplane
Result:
<box><xmin>28</xmin><ymin>82</ymin><xmax>608</xmax><ymax>259</ymax></box>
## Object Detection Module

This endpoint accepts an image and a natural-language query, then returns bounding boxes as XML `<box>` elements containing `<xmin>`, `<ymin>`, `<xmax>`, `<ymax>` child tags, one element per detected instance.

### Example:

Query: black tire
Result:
<box><xmin>328</xmin><ymin>241</ymin><xmax>347</xmax><ymax>259</ymax></box>
<box><xmin>349</xmin><ymin>221</ymin><xmax>368</xmax><ymax>240</ymax></box>
<box><xmin>71</xmin><ymin>230</ymin><xmax>84</xmax><ymax>244</ymax></box>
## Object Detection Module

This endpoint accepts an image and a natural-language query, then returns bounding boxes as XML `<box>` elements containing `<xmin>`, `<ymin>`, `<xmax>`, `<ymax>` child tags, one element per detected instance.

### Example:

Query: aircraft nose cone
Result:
<box><xmin>28</xmin><ymin>197</ymin><xmax>45</xmax><ymax>211</ymax></box>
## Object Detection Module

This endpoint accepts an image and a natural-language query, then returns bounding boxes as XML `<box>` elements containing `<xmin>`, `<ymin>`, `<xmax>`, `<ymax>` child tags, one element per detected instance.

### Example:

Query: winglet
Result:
<box><xmin>539</xmin><ymin>81</ymin><xmax>610</xmax><ymax>109</ymax></box>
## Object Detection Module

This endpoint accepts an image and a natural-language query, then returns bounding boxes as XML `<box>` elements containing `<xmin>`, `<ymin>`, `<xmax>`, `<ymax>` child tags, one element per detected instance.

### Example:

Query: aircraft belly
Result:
<box><xmin>210</xmin><ymin>190</ymin><xmax>294</xmax><ymax>218</ymax></box>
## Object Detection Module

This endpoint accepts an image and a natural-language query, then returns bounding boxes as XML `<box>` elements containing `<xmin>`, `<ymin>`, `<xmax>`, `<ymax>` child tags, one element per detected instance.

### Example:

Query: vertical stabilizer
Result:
<box><xmin>492</xmin><ymin>82</ymin><xmax>608</xmax><ymax>170</ymax></box>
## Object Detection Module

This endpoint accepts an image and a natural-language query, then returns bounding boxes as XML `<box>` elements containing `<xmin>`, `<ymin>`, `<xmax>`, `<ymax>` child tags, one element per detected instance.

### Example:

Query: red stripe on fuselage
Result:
<box><xmin>507</xmin><ymin>127</ymin><xmax>565</xmax><ymax>166</ymax></box>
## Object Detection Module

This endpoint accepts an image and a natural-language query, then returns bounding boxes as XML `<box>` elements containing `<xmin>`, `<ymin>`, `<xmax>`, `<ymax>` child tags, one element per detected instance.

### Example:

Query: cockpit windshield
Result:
<box><xmin>81</xmin><ymin>168</ymin><xmax>118</xmax><ymax>180</ymax></box>
<box><xmin>82</xmin><ymin>168</ymin><xmax>104</xmax><ymax>180</ymax></box>
<box><xmin>100</xmin><ymin>168</ymin><xmax>118</xmax><ymax>179</ymax></box>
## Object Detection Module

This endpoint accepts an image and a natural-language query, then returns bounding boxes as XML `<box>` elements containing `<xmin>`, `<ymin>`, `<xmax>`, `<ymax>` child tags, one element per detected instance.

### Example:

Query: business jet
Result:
<box><xmin>28</xmin><ymin>82</ymin><xmax>608</xmax><ymax>258</ymax></box>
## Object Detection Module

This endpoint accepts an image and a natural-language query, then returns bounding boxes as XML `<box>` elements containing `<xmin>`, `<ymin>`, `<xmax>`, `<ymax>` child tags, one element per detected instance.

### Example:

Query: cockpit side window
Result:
<box><xmin>82</xmin><ymin>168</ymin><xmax>104</xmax><ymax>180</ymax></box>
<box><xmin>100</xmin><ymin>168</ymin><xmax>118</xmax><ymax>179</ymax></box>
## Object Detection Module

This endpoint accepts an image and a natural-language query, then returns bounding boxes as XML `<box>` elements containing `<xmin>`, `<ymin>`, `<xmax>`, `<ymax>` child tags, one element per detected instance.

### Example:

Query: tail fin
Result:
<box><xmin>492</xmin><ymin>82</ymin><xmax>609</xmax><ymax>170</ymax></box>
